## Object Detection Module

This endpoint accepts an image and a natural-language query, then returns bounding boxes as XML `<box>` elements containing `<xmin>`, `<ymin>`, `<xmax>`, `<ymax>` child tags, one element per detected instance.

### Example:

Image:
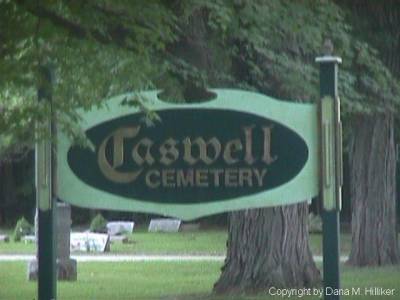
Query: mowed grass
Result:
<box><xmin>0</xmin><ymin>261</ymin><xmax>399</xmax><ymax>300</ymax></box>
<box><xmin>0</xmin><ymin>228</ymin><xmax>351</xmax><ymax>256</ymax></box>
<box><xmin>0</xmin><ymin>229</ymin><xmax>227</xmax><ymax>255</ymax></box>
<box><xmin>112</xmin><ymin>229</ymin><xmax>227</xmax><ymax>255</ymax></box>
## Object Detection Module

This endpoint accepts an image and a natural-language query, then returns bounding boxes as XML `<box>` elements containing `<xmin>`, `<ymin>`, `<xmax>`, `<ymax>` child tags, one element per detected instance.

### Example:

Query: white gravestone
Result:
<box><xmin>106</xmin><ymin>221</ymin><xmax>134</xmax><ymax>236</ymax></box>
<box><xmin>23</xmin><ymin>235</ymin><xmax>36</xmax><ymax>244</ymax></box>
<box><xmin>70</xmin><ymin>232</ymin><xmax>109</xmax><ymax>252</ymax></box>
<box><xmin>148</xmin><ymin>219</ymin><xmax>181</xmax><ymax>232</ymax></box>
<box><xmin>0</xmin><ymin>234</ymin><xmax>9</xmax><ymax>242</ymax></box>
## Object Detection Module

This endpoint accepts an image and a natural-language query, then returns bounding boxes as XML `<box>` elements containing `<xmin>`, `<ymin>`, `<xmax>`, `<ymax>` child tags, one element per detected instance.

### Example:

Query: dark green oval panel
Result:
<box><xmin>67</xmin><ymin>109</ymin><xmax>308</xmax><ymax>204</ymax></box>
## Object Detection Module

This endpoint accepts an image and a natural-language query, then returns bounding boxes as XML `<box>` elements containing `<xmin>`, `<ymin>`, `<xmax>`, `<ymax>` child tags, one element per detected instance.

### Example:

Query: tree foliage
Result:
<box><xmin>2</xmin><ymin>0</ymin><xmax>400</xmax><ymax>162</ymax></box>
<box><xmin>0</xmin><ymin>0</ymin><xmax>177</xmax><ymax>158</ymax></box>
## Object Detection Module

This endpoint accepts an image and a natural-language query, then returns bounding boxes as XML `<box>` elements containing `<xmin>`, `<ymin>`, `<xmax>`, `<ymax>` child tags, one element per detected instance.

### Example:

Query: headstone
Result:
<box><xmin>0</xmin><ymin>234</ymin><xmax>9</xmax><ymax>242</ymax></box>
<box><xmin>28</xmin><ymin>203</ymin><xmax>77</xmax><ymax>281</ymax></box>
<box><xmin>23</xmin><ymin>235</ymin><xmax>36</xmax><ymax>244</ymax></box>
<box><xmin>27</xmin><ymin>209</ymin><xmax>39</xmax><ymax>281</ymax></box>
<box><xmin>148</xmin><ymin>218</ymin><xmax>181</xmax><ymax>233</ymax></box>
<box><xmin>106</xmin><ymin>221</ymin><xmax>134</xmax><ymax>236</ymax></box>
<box><xmin>70</xmin><ymin>232</ymin><xmax>110</xmax><ymax>252</ymax></box>
<box><xmin>56</xmin><ymin>203</ymin><xmax>77</xmax><ymax>280</ymax></box>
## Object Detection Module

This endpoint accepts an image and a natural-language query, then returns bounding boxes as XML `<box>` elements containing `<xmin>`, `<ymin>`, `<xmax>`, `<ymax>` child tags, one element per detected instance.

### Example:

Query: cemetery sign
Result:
<box><xmin>58</xmin><ymin>89</ymin><xmax>319</xmax><ymax>220</ymax></box>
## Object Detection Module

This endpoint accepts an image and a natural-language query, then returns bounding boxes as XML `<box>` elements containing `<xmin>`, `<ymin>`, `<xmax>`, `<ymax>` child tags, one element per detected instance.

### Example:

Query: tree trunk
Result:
<box><xmin>348</xmin><ymin>113</ymin><xmax>399</xmax><ymax>266</ymax></box>
<box><xmin>213</xmin><ymin>203</ymin><xmax>320</xmax><ymax>294</ymax></box>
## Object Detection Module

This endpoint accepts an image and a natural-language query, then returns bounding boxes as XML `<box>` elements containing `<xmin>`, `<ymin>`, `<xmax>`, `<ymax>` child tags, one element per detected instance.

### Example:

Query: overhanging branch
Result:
<box><xmin>14</xmin><ymin>0</ymin><xmax>132</xmax><ymax>48</ymax></box>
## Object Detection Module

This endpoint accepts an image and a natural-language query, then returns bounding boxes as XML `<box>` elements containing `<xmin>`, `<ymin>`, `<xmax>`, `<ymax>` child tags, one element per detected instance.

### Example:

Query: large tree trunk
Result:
<box><xmin>214</xmin><ymin>203</ymin><xmax>320</xmax><ymax>294</ymax></box>
<box><xmin>348</xmin><ymin>113</ymin><xmax>399</xmax><ymax>266</ymax></box>
<box><xmin>166</xmin><ymin>3</ymin><xmax>321</xmax><ymax>294</ymax></box>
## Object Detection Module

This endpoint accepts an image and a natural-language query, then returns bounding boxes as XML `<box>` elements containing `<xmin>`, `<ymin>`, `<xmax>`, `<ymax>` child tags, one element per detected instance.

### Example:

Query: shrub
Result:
<box><xmin>13</xmin><ymin>217</ymin><xmax>33</xmax><ymax>242</ymax></box>
<box><xmin>89</xmin><ymin>213</ymin><xmax>108</xmax><ymax>233</ymax></box>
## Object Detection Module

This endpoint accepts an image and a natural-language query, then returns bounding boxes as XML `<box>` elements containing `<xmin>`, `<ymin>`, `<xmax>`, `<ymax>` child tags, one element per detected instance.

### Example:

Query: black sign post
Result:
<box><xmin>36</xmin><ymin>65</ymin><xmax>57</xmax><ymax>300</ymax></box>
<box><xmin>316</xmin><ymin>52</ymin><xmax>343</xmax><ymax>300</ymax></box>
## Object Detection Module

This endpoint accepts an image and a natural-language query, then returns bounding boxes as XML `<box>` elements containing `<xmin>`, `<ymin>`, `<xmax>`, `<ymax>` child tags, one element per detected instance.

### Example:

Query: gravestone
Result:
<box><xmin>106</xmin><ymin>221</ymin><xmax>134</xmax><ymax>236</ymax></box>
<box><xmin>22</xmin><ymin>235</ymin><xmax>36</xmax><ymax>244</ymax></box>
<box><xmin>0</xmin><ymin>234</ymin><xmax>9</xmax><ymax>242</ymax></box>
<box><xmin>27</xmin><ymin>209</ymin><xmax>39</xmax><ymax>280</ymax></box>
<box><xmin>28</xmin><ymin>203</ymin><xmax>77</xmax><ymax>281</ymax></box>
<box><xmin>70</xmin><ymin>232</ymin><xmax>110</xmax><ymax>252</ymax></box>
<box><xmin>148</xmin><ymin>219</ymin><xmax>181</xmax><ymax>233</ymax></box>
<box><xmin>56</xmin><ymin>203</ymin><xmax>77</xmax><ymax>280</ymax></box>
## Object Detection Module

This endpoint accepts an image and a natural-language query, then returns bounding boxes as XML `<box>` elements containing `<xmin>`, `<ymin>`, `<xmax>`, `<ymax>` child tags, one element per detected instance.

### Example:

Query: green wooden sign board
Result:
<box><xmin>57</xmin><ymin>89</ymin><xmax>319</xmax><ymax>220</ymax></box>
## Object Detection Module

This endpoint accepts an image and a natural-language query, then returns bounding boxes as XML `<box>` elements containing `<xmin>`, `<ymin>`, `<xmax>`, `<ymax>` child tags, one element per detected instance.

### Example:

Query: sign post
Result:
<box><xmin>36</xmin><ymin>65</ymin><xmax>57</xmax><ymax>300</ymax></box>
<box><xmin>316</xmin><ymin>53</ymin><xmax>343</xmax><ymax>300</ymax></box>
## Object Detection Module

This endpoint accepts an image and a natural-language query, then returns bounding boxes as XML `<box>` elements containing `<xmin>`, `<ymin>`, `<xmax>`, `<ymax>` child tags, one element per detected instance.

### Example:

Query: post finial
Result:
<box><xmin>322</xmin><ymin>39</ymin><xmax>334</xmax><ymax>56</ymax></box>
<box><xmin>315</xmin><ymin>39</ymin><xmax>342</xmax><ymax>64</ymax></box>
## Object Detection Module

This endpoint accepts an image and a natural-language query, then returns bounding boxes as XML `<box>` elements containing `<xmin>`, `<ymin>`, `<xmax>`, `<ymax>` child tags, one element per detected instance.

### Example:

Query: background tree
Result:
<box><xmin>337</xmin><ymin>0</ymin><xmax>400</xmax><ymax>266</ymax></box>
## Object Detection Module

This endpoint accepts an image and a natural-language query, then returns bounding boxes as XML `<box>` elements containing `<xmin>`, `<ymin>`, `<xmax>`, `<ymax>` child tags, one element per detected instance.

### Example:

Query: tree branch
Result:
<box><xmin>14</xmin><ymin>0</ymin><xmax>122</xmax><ymax>46</ymax></box>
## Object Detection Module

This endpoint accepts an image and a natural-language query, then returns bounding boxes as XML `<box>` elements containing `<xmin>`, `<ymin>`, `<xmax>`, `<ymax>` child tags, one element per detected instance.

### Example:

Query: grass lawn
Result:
<box><xmin>0</xmin><ymin>228</ymin><xmax>352</xmax><ymax>256</ymax></box>
<box><xmin>112</xmin><ymin>229</ymin><xmax>227</xmax><ymax>255</ymax></box>
<box><xmin>0</xmin><ymin>261</ymin><xmax>399</xmax><ymax>300</ymax></box>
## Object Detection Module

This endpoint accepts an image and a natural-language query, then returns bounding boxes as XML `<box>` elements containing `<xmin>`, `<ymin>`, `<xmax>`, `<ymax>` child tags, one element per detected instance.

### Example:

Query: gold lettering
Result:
<box><xmin>223</xmin><ymin>139</ymin><xmax>243</xmax><ymax>164</ymax></box>
<box><xmin>225</xmin><ymin>168</ymin><xmax>238</xmax><ymax>187</ymax></box>
<box><xmin>262</xmin><ymin>126</ymin><xmax>277</xmax><ymax>164</ymax></box>
<box><xmin>98</xmin><ymin>127</ymin><xmax>142</xmax><ymax>183</ymax></box>
<box><xmin>183</xmin><ymin>137</ymin><xmax>221</xmax><ymax>165</ymax></box>
<box><xmin>209</xmin><ymin>169</ymin><xmax>223</xmax><ymax>187</ymax></box>
<box><xmin>253</xmin><ymin>169</ymin><xmax>267</xmax><ymax>186</ymax></box>
<box><xmin>162</xmin><ymin>169</ymin><xmax>176</xmax><ymax>187</ymax></box>
<box><xmin>243</xmin><ymin>126</ymin><xmax>255</xmax><ymax>165</ymax></box>
<box><xmin>98</xmin><ymin>124</ymin><xmax>275</xmax><ymax>188</ymax></box>
<box><xmin>145</xmin><ymin>170</ymin><xmax>160</xmax><ymax>188</ymax></box>
<box><xmin>176</xmin><ymin>169</ymin><xmax>194</xmax><ymax>187</ymax></box>
<box><xmin>239</xmin><ymin>168</ymin><xmax>253</xmax><ymax>187</ymax></box>
<box><xmin>195</xmin><ymin>169</ymin><xmax>209</xmax><ymax>187</ymax></box>
<box><xmin>132</xmin><ymin>138</ymin><xmax>155</xmax><ymax>166</ymax></box>
<box><xmin>159</xmin><ymin>138</ymin><xmax>179</xmax><ymax>166</ymax></box>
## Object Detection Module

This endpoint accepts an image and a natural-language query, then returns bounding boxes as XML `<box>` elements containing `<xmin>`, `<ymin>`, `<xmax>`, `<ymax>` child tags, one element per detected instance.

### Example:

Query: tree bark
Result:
<box><xmin>213</xmin><ymin>203</ymin><xmax>320</xmax><ymax>294</ymax></box>
<box><xmin>348</xmin><ymin>113</ymin><xmax>399</xmax><ymax>266</ymax></box>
